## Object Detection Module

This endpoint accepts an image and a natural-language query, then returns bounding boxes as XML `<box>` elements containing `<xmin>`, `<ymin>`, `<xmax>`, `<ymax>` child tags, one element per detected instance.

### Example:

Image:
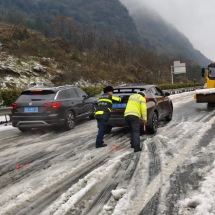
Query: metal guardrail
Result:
<box><xmin>0</xmin><ymin>107</ymin><xmax>11</xmax><ymax>115</ymax></box>
<box><xmin>164</xmin><ymin>86</ymin><xmax>203</xmax><ymax>94</ymax></box>
<box><xmin>0</xmin><ymin>107</ymin><xmax>11</xmax><ymax>123</ymax></box>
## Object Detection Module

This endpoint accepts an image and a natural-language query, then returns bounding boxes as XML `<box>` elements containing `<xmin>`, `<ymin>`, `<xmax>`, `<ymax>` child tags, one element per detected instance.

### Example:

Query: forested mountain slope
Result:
<box><xmin>0</xmin><ymin>0</ymin><xmax>211</xmax><ymax>66</ymax></box>
<box><xmin>0</xmin><ymin>0</ymin><xmax>139</xmax><ymax>43</ymax></box>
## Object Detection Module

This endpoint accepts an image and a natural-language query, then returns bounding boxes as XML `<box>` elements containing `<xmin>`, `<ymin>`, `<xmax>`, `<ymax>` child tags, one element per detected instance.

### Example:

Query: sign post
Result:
<box><xmin>194</xmin><ymin>78</ymin><xmax>196</xmax><ymax>89</ymax></box>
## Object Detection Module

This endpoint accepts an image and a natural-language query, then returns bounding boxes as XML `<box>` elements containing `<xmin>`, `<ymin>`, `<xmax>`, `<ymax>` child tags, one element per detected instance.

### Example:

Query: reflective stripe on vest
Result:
<box><xmin>98</xmin><ymin>99</ymin><xmax>112</xmax><ymax>104</ymax></box>
<box><xmin>95</xmin><ymin>111</ymin><xmax>104</xmax><ymax>115</ymax></box>
<box><xmin>124</xmin><ymin>111</ymin><xmax>139</xmax><ymax>116</ymax></box>
<box><xmin>112</xmin><ymin>96</ymin><xmax>121</xmax><ymax>102</ymax></box>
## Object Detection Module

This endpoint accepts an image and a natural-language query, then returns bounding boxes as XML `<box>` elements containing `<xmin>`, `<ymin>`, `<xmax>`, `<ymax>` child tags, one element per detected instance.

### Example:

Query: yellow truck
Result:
<box><xmin>194</xmin><ymin>62</ymin><xmax>215</xmax><ymax>104</ymax></box>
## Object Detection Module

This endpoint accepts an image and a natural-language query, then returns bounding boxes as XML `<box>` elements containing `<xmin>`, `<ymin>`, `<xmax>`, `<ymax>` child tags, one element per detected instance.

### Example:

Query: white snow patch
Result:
<box><xmin>178</xmin><ymin>139</ymin><xmax>215</xmax><ymax>215</ymax></box>
<box><xmin>196</xmin><ymin>88</ymin><xmax>215</xmax><ymax>94</ymax></box>
<box><xmin>111</xmin><ymin>189</ymin><xmax>127</xmax><ymax>200</ymax></box>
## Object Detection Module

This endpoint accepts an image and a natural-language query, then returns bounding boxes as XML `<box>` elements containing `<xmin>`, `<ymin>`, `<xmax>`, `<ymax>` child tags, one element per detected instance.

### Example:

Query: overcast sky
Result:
<box><xmin>120</xmin><ymin>0</ymin><xmax>215</xmax><ymax>62</ymax></box>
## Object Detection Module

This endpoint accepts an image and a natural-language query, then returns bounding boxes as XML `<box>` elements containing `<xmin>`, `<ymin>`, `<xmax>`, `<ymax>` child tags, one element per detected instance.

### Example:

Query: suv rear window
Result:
<box><xmin>113</xmin><ymin>88</ymin><xmax>146</xmax><ymax>103</ymax></box>
<box><xmin>17</xmin><ymin>90</ymin><xmax>56</xmax><ymax>101</ymax></box>
<box><xmin>113</xmin><ymin>88</ymin><xmax>146</xmax><ymax>96</ymax></box>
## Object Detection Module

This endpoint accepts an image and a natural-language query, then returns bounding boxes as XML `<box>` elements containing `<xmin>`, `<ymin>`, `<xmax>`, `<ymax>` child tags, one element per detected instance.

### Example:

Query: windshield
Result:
<box><xmin>208</xmin><ymin>67</ymin><xmax>215</xmax><ymax>78</ymax></box>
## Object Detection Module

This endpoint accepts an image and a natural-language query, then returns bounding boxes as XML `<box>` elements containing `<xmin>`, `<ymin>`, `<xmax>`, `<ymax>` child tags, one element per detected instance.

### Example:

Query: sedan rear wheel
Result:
<box><xmin>105</xmin><ymin>125</ymin><xmax>112</xmax><ymax>134</ymax></box>
<box><xmin>148</xmin><ymin>112</ymin><xmax>158</xmax><ymax>134</ymax></box>
<box><xmin>165</xmin><ymin>106</ymin><xmax>173</xmax><ymax>121</ymax></box>
<box><xmin>18</xmin><ymin>127</ymin><xmax>31</xmax><ymax>132</ymax></box>
<box><xmin>64</xmin><ymin>111</ymin><xmax>75</xmax><ymax>130</ymax></box>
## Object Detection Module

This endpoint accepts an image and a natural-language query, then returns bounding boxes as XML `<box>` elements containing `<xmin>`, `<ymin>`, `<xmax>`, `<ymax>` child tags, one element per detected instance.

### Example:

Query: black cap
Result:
<box><xmin>103</xmin><ymin>86</ymin><xmax>114</xmax><ymax>93</ymax></box>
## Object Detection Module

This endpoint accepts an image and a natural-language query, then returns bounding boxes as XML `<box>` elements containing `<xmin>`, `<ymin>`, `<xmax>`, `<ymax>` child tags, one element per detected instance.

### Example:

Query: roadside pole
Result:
<box><xmin>171</xmin><ymin>66</ymin><xmax>174</xmax><ymax>84</ymax></box>
<box><xmin>194</xmin><ymin>78</ymin><xmax>196</xmax><ymax>90</ymax></box>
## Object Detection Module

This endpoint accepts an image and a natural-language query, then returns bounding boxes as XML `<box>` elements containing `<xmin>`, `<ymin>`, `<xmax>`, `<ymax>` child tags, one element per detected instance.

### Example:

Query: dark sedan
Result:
<box><xmin>105</xmin><ymin>84</ymin><xmax>173</xmax><ymax>134</ymax></box>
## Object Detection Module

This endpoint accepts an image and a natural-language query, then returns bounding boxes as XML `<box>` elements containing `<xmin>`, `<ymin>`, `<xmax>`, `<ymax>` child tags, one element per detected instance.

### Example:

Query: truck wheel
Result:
<box><xmin>148</xmin><ymin>112</ymin><xmax>158</xmax><ymax>134</ymax></box>
<box><xmin>64</xmin><ymin>111</ymin><xmax>75</xmax><ymax>130</ymax></box>
<box><xmin>105</xmin><ymin>125</ymin><xmax>112</xmax><ymax>134</ymax></box>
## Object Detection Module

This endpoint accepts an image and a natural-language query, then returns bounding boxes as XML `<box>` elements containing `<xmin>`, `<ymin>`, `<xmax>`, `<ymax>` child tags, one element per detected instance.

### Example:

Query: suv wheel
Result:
<box><xmin>64</xmin><ymin>111</ymin><xmax>75</xmax><ymax>130</ymax></box>
<box><xmin>148</xmin><ymin>112</ymin><xmax>158</xmax><ymax>134</ymax></box>
<box><xmin>18</xmin><ymin>127</ymin><xmax>31</xmax><ymax>132</ymax></box>
<box><xmin>105</xmin><ymin>125</ymin><xmax>112</xmax><ymax>134</ymax></box>
<box><xmin>165</xmin><ymin>106</ymin><xmax>173</xmax><ymax>121</ymax></box>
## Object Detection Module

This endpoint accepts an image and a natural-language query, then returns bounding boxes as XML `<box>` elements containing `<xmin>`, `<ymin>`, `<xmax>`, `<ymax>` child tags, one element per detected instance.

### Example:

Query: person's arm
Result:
<box><xmin>112</xmin><ymin>95</ymin><xmax>121</xmax><ymax>102</ymax></box>
<box><xmin>140</xmin><ymin>97</ymin><xmax>147</xmax><ymax>123</ymax></box>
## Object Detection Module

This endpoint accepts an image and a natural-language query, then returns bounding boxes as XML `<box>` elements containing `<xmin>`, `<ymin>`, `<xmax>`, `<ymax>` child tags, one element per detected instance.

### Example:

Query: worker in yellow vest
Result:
<box><xmin>124</xmin><ymin>91</ymin><xmax>147</xmax><ymax>152</ymax></box>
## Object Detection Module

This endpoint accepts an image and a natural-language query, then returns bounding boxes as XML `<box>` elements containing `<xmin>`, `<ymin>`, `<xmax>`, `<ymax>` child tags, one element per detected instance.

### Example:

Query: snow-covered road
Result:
<box><xmin>0</xmin><ymin>91</ymin><xmax>215</xmax><ymax>215</ymax></box>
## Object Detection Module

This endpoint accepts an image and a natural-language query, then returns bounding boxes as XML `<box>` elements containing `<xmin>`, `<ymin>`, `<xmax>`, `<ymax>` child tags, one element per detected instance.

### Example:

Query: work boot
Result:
<box><xmin>96</xmin><ymin>144</ymin><xmax>107</xmax><ymax>148</ymax></box>
<box><xmin>134</xmin><ymin>148</ymin><xmax>142</xmax><ymax>153</ymax></box>
<box><xmin>130</xmin><ymin>142</ymin><xmax>134</xmax><ymax>148</ymax></box>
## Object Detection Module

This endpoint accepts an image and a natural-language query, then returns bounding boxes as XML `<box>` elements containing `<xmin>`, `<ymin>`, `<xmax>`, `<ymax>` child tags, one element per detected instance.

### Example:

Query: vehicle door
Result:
<box><xmin>66</xmin><ymin>88</ymin><xmax>84</xmax><ymax>117</ymax></box>
<box><xmin>155</xmin><ymin>87</ymin><xmax>171</xmax><ymax>116</ymax></box>
<box><xmin>150</xmin><ymin>87</ymin><xmax>165</xmax><ymax>119</ymax></box>
<box><xmin>74</xmin><ymin>88</ymin><xmax>93</xmax><ymax>116</ymax></box>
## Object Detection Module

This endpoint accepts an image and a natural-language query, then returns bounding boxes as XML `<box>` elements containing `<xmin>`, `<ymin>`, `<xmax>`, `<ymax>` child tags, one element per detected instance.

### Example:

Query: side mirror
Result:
<box><xmin>83</xmin><ymin>94</ymin><xmax>90</xmax><ymax>99</ymax></box>
<box><xmin>202</xmin><ymin>68</ymin><xmax>205</xmax><ymax>77</ymax></box>
<box><xmin>164</xmin><ymin>92</ymin><xmax>170</xmax><ymax>97</ymax></box>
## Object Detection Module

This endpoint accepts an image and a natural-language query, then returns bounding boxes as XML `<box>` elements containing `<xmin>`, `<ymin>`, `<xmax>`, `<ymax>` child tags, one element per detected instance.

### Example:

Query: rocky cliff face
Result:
<box><xmin>0</xmin><ymin>42</ymin><xmax>68</xmax><ymax>89</ymax></box>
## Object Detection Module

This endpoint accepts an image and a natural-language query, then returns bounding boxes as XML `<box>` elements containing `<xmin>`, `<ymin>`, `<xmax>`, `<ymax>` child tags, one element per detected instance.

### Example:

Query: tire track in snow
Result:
<box><xmin>84</xmin><ymin>153</ymin><xmax>141</xmax><ymax>215</ymax></box>
<box><xmin>162</xmin><ymin>124</ymin><xmax>215</xmax><ymax>215</ymax></box>
<box><xmin>126</xmin><ymin>114</ymin><xmax>215</xmax><ymax>215</ymax></box>
<box><xmin>0</xmin><ymin>120</ymin><xmax>135</xmax><ymax>215</ymax></box>
<box><xmin>0</xmin><ymin>152</ymin><xmax>110</xmax><ymax>215</ymax></box>
<box><xmin>139</xmin><ymin>142</ymin><xmax>161</xmax><ymax>215</ymax></box>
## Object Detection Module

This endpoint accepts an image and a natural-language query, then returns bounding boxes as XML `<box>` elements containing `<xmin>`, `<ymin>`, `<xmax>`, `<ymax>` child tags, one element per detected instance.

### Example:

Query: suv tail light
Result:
<box><xmin>145</xmin><ymin>98</ymin><xmax>149</xmax><ymax>102</ymax></box>
<box><xmin>11</xmin><ymin>103</ymin><xmax>20</xmax><ymax>109</ymax></box>
<box><xmin>43</xmin><ymin>101</ymin><xmax>62</xmax><ymax>108</ymax></box>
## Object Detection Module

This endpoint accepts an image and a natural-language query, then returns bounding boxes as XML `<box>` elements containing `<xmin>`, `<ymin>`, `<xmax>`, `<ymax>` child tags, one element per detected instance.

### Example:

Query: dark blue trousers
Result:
<box><xmin>96</xmin><ymin>119</ymin><xmax>107</xmax><ymax>146</ymax></box>
<box><xmin>125</xmin><ymin>115</ymin><xmax>141</xmax><ymax>151</ymax></box>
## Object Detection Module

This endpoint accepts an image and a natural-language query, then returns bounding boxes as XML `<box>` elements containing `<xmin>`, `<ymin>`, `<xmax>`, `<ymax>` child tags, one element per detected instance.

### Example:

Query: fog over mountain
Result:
<box><xmin>119</xmin><ymin>0</ymin><xmax>214</xmax><ymax>62</ymax></box>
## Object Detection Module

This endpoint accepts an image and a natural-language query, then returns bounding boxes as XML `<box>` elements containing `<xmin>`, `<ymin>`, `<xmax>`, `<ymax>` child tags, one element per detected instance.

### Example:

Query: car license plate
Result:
<box><xmin>112</xmin><ymin>103</ymin><xmax>126</xmax><ymax>109</ymax></box>
<box><xmin>24</xmin><ymin>107</ymin><xmax>38</xmax><ymax>112</ymax></box>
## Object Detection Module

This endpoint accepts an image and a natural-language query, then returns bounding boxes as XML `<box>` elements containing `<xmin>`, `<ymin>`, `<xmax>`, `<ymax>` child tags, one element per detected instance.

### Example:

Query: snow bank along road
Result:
<box><xmin>0</xmin><ymin>91</ymin><xmax>215</xmax><ymax>215</ymax></box>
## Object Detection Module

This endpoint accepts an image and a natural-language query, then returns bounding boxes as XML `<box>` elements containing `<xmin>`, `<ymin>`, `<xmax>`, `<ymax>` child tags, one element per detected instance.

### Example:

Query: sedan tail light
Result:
<box><xmin>145</xmin><ymin>98</ymin><xmax>149</xmax><ymax>102</ymax></box>
<box><xmin>11</xmin><ymin>103</ymin><xmax>20</xmax><ymax>109</ymax></box>
<box><xmin>43</xmin><ymin>101</ymin><xmax>62</xmax><ymax>108</ymax></box>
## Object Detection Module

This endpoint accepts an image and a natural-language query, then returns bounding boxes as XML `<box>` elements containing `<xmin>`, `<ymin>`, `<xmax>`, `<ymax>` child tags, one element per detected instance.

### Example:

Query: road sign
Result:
<box><xmin>171</xmin><ymin>61</ymin><xmax>186</xmax><ymax>83</ymax></box>
<box><xmin>173</xmin><ymin>61</ymin><xmax>186</xmax><ymax>74</ymax></box>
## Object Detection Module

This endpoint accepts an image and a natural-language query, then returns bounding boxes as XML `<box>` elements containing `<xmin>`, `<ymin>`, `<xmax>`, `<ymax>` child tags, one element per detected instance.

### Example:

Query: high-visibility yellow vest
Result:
<box><xmin>124</xmin><ymin>94</ymin><xmax>147</xmax><ymax>120</ymax></box>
